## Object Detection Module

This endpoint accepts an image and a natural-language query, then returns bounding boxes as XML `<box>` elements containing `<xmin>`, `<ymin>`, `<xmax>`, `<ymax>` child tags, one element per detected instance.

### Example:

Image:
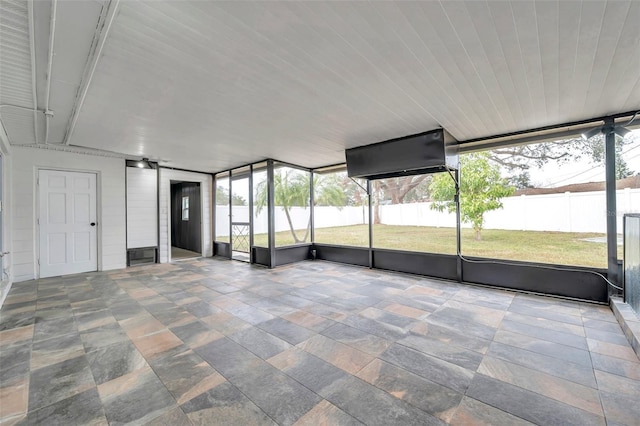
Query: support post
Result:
<box><xmin>248</xmin><ymin>164</ymin><xmax>254</xmax><ymax>264</ymax></box>
<box><xmin>605</xmin><ymin>118</ymin><xmax>619</xmax><ymax>291</ymax></box>
<box><xmin>267</xmin><ymin>160</ymin><xmax>276</xmax><ymax>268</ymax></box>
<box><xmin>228</xmin><ymin>169</ymin><xmax>233</xmax><ymax>259</ymax></box>
<box><xmin>156</xmin><ymin>163</ymin><xmax>160</xmax><ymax>262</ymax></box>
<box><xmin>455</xmin><ymin>168</ymin><xmax>462</xmax><ymax>282</ymax></box>
<box><xmin>310</xmin><ymin>170</ymin><xmax>315</xmax><ymax>244</ymax></box>
<box><xmin>367</xmin><ymin>179</ymin><xmax>373</xmax><ymax>269</ymax></box>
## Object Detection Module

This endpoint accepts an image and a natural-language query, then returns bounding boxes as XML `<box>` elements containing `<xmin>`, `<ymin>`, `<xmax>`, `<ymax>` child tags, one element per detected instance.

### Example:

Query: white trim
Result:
<box><xmin>35</xmin><ymin>168</ymin><xmax>100</xmax><ymax>278</ymax></box>
<box><xmin>0</xmin><ymin>118</ymin><xmax>10</xmax><ymax>155</ymax></box>
<box><xmin>159</xmin><ymin>169</ymin><xmax>212</xmax><ymax>263</ymax></box>
<box><xmin>0</xmin><ymin>133</ymin><xmax>11</xmax><ymax>309</ymax></box>
<box><xmin>167</xmin><ymin>182</ymin><xmax>205</xmax><ymax>262</ymax></box>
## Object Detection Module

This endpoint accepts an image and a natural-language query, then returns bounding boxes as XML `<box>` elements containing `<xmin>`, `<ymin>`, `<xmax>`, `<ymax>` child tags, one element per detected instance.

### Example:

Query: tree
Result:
<box><xmin>370</xmin><ymin>176</ymin><xmax>432</xmax><ymax>224</ymax></box>
<box><xmin>216</xmin><ymin>185</ymin><xmax>246</xmax><ymax>206</ymax></box>
<box><xmin>581</xmin><ymin>134</ymin><xmax>634</xmax><ymax>179</ymax></box>
<box><xmin>430</xmin><ymin>152</ymin><xmax>515</xmax><ymax>240</ymax></box>
<box><xmin>377</xmin><ymin>176</ymin><xmax>431</xmax><ymax>204</ymax></box>
<box><xmin>254</xmin><ymin>169</ymin><xmax>347</xmax><ymax>243</ymax></box>
<box><xmin>489</xmin><ymin>134</ymin><xmax>634</xmax><ymax>182</ymax></box>
<box><xmin>341</xmin><ymin>175</ymin><xmax>368</xmax><ymax>207</ymax></box>
<box><xmin>507</xmin><ymin>171</ymin><xmax>533</xmax><ymax>189</ymax></box>
<box><xmin>313</xmin><ymin>173</ymin><xmax>349</xmax><ymax>207</ymax></box>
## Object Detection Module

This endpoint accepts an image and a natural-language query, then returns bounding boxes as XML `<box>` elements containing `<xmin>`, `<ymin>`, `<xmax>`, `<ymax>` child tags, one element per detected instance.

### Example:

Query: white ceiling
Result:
<box><xmin>0</xmin><ymin>0</ymin><xmax>36</xmax><ymax>144</ymax></box>
<box><xmin>1</xmin><ymin>1</ymin><xmax>639</xmax><ymax>172</ymax></box>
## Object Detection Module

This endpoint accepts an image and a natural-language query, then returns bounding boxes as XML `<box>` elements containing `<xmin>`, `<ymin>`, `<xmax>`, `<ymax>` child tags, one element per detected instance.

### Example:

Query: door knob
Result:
<box><xmin>90</xmin><ymin>222</ymin><xmax>96</xmax><ymax>226</ymax></box>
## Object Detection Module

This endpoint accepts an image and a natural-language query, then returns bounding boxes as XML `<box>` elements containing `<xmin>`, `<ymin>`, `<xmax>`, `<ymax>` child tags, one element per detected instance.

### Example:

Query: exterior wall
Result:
<box><xmin>126</xmin><ymin>167</ymin><xmax>158</xmax><ymax>249</ymax></box>
<box><xmin>0</xmin><ymin>136</ymin><xmax>11</xmax><ymax>307</ymax></box>
<box><xmin>11</xmin><ymin>146</ymin><xmax>126</xmax><ymax>282</ymax></box>
<box><xmin>159</xmin><ymin>169</ymin><xmax>212</xmax><ymax>262</ymax></box>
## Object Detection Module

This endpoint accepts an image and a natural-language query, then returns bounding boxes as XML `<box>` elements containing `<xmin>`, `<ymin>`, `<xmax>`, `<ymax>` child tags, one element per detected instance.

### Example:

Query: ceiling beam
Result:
<box><xmin>28</xmin><ymin>0</ymin><xmax>39</xmax><ymax>144</ymax></box>
<box><xmin>44</xmin><ymin>0</ymin><xmax>57</xmax><ymax>144</ymax></box>
<box><xmin>62</xmin><ymin>0</ymin><xmax>120</xmax><ymax>146</ymax></box>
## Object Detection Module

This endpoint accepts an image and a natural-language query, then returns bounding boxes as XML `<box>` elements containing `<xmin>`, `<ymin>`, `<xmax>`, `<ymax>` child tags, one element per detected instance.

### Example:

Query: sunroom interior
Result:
<box><xmin>213</xmin><ymin>117</ymin><xmax>640</xmax><ymax>304</ymax></box>
<box><xmin>1</xmin><ymin>1</ymin><xmax>639</xmax><ymax>425</ymax></box>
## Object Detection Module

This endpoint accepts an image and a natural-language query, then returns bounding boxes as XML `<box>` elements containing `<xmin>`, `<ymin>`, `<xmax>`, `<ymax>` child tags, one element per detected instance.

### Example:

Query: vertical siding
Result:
<box><xmin>0</xmin><ymin>144</ymin><xmax>12</xmax><ymax>307</ymax></box>
<box><xmin>11</xmin><ymin>147</ymin><xmax>126</xmax><ymax>282</ymax></box>
<box><xmin>126</xmin><ymin>167</ymin><xmax>158</xmax><ymax>248</ymax></box>
<box><xmin>158</xmin><ymin>169</ymin><xmax>212</xmax><ymax>263</ymax></box>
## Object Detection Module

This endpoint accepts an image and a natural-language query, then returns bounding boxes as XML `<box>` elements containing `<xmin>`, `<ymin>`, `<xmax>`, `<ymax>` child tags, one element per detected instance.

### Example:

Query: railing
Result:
<box><xmin>232</xmin><ymin>222</ymin><xmax>250</xmax><ymax>253</ymax></box>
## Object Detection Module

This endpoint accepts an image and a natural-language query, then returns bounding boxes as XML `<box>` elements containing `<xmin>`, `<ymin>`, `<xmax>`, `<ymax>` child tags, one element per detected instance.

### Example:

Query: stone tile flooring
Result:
<box><xmin>1</xmin><ymin>258</ymin><xmax>639</xmax><ymax>425</ymax></box>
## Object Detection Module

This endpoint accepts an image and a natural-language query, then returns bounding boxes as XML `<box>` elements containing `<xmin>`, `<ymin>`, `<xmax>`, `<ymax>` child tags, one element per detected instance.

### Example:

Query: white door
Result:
<box><xmin>39</xmin><ymin>170</ymin><xmax>97</xmax><ymax>277</ymax></box>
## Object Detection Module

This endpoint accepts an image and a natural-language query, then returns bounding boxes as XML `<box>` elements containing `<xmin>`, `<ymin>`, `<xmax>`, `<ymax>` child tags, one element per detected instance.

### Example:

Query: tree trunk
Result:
<box><xmin>301</xmin><ymin>216</ymin><xmax>311</xmax><ymax>243</ymax></box>
<box><xmin>373</xmin><ymin>181</ymin><xmax>381</xmax><ymax>224</ymax></box>
<box><xmin>283</xmin><ymin>207</ymin><xmax>301</xmax><ymax>243</ymax></box>
<box><xmin>475</xmin><ymin>229</ymin><xmax>482</xmax><ymax>241</ymax></box>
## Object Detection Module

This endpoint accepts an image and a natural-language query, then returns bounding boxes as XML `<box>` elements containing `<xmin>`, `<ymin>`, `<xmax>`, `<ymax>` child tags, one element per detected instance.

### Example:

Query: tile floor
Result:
<box><xmin>0</xmin><ymin>258</ymin><xmax>639</xmax><ymax>425</ymax></box>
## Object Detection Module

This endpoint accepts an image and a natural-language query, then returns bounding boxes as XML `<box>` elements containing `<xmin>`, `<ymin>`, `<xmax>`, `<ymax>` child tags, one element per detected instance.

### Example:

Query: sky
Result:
<box><xmin>528</xmin><ymin>129</ymin><xmax>640</xmax><ymax>188</ymax></box>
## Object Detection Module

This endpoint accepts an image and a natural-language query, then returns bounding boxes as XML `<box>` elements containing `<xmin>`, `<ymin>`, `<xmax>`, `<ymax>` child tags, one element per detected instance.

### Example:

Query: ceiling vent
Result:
<box><xmin>345</xmin><ymin>129</ymin><xmax>459</xmax><ymax>179</ymax></box>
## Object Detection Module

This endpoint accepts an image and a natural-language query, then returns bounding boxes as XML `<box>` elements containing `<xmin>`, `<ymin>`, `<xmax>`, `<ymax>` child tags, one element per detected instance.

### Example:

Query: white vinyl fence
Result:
<box><xmin>215</xmin><ymin>188</ymin><xmax>640</xmax><ymax>237</ymax></box>
<box><xmin>216</xmin><ymin>205</ymin><xmax>367</xmax><ymax>237</ymax></box>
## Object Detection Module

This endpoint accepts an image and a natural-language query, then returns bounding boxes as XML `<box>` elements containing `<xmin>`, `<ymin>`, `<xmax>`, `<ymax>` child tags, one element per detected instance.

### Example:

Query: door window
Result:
<box><xmin>182</xmin><ymin>196</ymin><xmax>189</xmax><ymax>221</ymax></box>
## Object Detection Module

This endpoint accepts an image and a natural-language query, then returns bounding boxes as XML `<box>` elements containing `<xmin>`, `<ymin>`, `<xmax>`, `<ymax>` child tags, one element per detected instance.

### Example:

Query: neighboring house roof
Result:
<box><xmin>515</xmin><ymin>175</ymin><xmax>640</xmax><ymax>196</ymax></box>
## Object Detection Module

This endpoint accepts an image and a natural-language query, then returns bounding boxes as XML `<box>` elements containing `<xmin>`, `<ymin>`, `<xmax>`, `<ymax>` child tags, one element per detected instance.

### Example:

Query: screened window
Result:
<box><xmin>371</xmin><ymin>173</ymin><xmax>456</xmax><ymax>254</ymax></box>
<box><xmin>252</xmin><ymin>162</ymin><xmax>269</xmax><ymax>247</ymax></box>
<box><xmin>460</xmin><ymin>135</ymin><xmax>611</xmax><ymax>268</ymax></box>
<box><xmin>313</xmin><ymin>168</ymin><xmax>368</xmax><ymax>247</ymax></box>
<box><xmin>215</xmin><ymin>173</ymin><xmax>230</xmax><ymax>242</ymax></box>
<box><xmin>617</xmin><ymin>124</ymin><xmax>640</xmax><ymax>262</ymax></box>
<box><xmin>270</xmin><ymin>164</ymin><xmax>311</xmax><ymax>247</ymax></box>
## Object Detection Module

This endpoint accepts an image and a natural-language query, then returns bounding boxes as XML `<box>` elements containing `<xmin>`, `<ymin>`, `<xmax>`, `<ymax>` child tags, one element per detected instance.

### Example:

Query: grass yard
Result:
<box><xmin>219</xmin><ymin>224</ymin><xmax>617</xmax><ymax>268</ymax></box>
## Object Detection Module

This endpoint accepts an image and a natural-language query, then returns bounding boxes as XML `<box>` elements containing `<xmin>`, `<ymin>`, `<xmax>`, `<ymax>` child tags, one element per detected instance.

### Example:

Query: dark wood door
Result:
<box><xmin>171</xmin><ymin>182</ymin><xmax>201</xmax><ymax>253</ymax></box>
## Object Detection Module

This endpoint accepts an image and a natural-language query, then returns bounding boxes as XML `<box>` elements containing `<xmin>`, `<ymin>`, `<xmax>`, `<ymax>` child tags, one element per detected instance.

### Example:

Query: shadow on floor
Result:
<box><xmin>171</xmin><ymin>246</ymin><xmax>200</xmax><ymax>260</ymax></box>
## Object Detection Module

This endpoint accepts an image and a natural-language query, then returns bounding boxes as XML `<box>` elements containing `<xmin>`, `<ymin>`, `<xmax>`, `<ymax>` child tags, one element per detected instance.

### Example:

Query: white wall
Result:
<box><xmin>126</xmin><ymin>167</ymin><xmax>158</xmax><ymax>248</ymax></box>
<box><xmin>0</xmin><ymin>134</ymin><xmax>11</xmax><ymax>307</ymax></box>
<box><xmin>11</xmin><ymin>147</ymin><xmax>126</xmax><ymax>282</ymax></box>
<box><xmin>159</xmin><ymin>169</ymin><xmax>212</xmax><ymax>262</ymax></box>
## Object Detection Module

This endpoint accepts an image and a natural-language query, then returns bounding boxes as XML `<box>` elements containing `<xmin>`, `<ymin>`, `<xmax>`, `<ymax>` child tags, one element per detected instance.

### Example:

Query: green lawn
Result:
<box><xmin>218</xmin><ymin>224</ymin><xmax>617</xmax><ymax>268</ymax></box>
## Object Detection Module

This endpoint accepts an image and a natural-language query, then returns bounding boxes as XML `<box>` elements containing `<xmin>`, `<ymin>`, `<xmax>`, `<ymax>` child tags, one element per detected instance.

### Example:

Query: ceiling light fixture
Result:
<box><xmin>126</xmin><ymin>158</ymin><xmax>156</xmax><ymax>169</ymax></box>
<box><xmin>582</xmin><ymin>112</ymin><xmax>638</xmax><ymax>141</ymax></box>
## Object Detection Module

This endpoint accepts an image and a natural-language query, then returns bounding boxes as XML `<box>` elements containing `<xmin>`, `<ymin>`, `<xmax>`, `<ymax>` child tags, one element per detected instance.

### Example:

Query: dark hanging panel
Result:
<box><xmin>345</xmin><ymin>129</ymin><xmax>459</xmax><ymax>179</ymax></box>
